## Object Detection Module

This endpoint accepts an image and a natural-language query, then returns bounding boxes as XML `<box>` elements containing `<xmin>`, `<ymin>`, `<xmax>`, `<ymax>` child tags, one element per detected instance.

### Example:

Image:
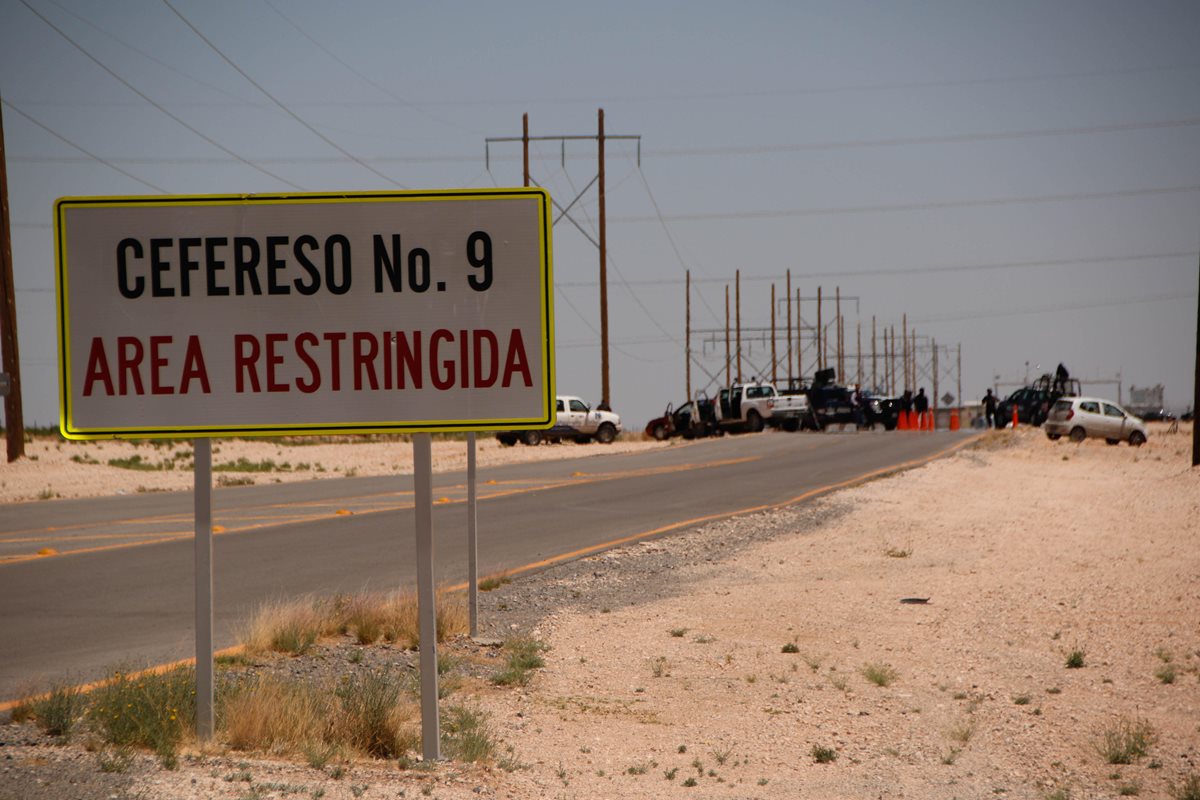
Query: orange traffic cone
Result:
<box><xmin>898</xmin><ymin>410</ymin><xmax>908</xmax><ymax>430</ymax></box>
<box><xmin>949</xmin><ymin>410</ymin><xmax>960</xmax><ymax>431</ymax></box>
<box><xmin>1012</xmin><ymin>406</ymin><xmax>1019</xmax><ymax>429</ymax></box>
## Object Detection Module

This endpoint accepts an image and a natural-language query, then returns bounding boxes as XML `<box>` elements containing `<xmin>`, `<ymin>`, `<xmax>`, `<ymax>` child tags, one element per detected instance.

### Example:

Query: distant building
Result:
<box><xmin>1128</xmin><ymin>384</ymin><xmax>1165</xmax><ymax>410</ymax></box>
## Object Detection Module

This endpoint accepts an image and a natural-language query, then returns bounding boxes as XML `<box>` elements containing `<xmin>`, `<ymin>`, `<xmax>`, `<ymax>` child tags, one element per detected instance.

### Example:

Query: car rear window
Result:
<box><xmin>1079</xmin><ymin>401</ymin><xmax>1100</xmax><ymax>413</ymax></box>
<box><xmin>1052</xmin><ymin>400</ymin><xmax>1072</xmax><ymax>412</ymax></box>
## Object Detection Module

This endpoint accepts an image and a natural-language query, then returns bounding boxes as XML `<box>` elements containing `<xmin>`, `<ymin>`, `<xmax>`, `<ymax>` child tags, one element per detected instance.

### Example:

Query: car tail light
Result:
<box><xmin>1065</xmin><ymin>409</ymin><xmax>1074</xmax><ymax>421</ymax></box>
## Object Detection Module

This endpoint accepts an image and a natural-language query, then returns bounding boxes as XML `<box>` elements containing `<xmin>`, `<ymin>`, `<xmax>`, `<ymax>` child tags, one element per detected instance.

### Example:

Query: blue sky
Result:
<box><xmin>3</xmin><ymin>0</ymin><xmax>1198</xmax><ymax>429</ymax></box>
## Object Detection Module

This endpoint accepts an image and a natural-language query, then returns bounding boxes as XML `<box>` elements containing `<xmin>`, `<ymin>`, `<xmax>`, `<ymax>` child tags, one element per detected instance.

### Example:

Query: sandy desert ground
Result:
<box><xmin>1</xmin><ymin>422</ymin><xmax>1197</xmax><ymax>800</ymax></box>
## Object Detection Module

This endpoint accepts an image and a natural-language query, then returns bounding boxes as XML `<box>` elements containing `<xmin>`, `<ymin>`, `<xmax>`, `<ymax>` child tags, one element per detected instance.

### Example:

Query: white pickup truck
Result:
<box><xmin>715</xmin><ymin>382</ymin><xmax>809</xmax><ymax>433</ymax></box>
<box><xmin>496</xmin><ymin>396</ymin><xmax>622</xmax><ymax>446</ymax></box>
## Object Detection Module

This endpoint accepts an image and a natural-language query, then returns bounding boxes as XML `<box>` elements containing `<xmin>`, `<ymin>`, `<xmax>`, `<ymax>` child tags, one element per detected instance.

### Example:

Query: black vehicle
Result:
<box><xmin>789</xmin><ymin>368</ymin><xmax>896</xmax><ymax>431</ymax></box>
<box><xmin>994</xmin><ymin>368</ymin><xmax>1081</xmax><ymax>428</ymax></box>
<box><xmin>645</xmin><ymin>397</ymin><xmax>718</xmax><ymax>440</ymax></box>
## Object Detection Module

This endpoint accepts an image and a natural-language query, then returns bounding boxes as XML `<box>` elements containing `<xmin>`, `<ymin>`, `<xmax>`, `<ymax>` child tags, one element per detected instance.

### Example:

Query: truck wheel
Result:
<box><xmin>650</xmin><ymin>422</ymin><xmax>668</xmax><ymax>441</ymax></box>
<box><xmin>746</xmin><ymin>410</ymin><xmax>764</xmax><ymax>433</ymax></box>
<box><xmin>575</xmin><ymin>435</ymin><xmax>592</xmax><ymax>444</ymax></box>
<box><xmin>497</xmin><ymin>434</ymin><xmax>517</xmax><ymax>447</ymax></box>
<box><xmin>520</xmin><ymin>430</ymin><xmax>542</xmax><ymax>446</ymax></box>
<box><xmin>595</xmin><ymin>423</ymin><xmax>617</xmax><ymax>444</ymax></box>
<box><xmin>1068</xmin><ymin>427</ymin><xmax>1086</xmax><ymax>443</ymax></box>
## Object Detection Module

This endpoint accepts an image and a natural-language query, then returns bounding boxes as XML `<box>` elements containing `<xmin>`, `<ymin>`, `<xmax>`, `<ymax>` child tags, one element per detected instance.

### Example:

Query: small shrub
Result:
<box><xmin>478</xmin><ymin>573</ymin><xmax>512</xmax><ymax>592</ymax></box>
<box><xmin>1169</xmin><ymin>773</ymin><xmax>1200</xmax><ymax>800</ymax></box>
<box><xmin>682</xmin><ymin>776</ymin><xmax>698</xmax><ymax>787</ymax></box>
<box><xmin>861</xmin><ymin>662</ymin><xmax>898</xmax><ymax>687</ymax></box>
<box><xmin>336</xmin><ymin>669</ymin><xmax>417</xmax><ymax>759</ymax></box>
<box><xmin>941</xmin><ymin>747</ymin><xmax>961</xmax><ymax>765</ymax></box>
<box><xmin>947</xmin><ymin>718</ymin><xmax>976</xmax><ymax>744</ymax></box>
<box><xmin>90</xmin><ymin>666</ymin><xmax>195</xmax><ymax>766</ymax></box>
<box><xmin>1156</xmin><ymin>664</ymin><xmax>1177</xmax><ymax>684</ymax></box>
<box><xmin>651</xmin><ymin>657</ymin><xmax>669</xmax><ymax>678</ymax></box>
<box><xmin>1096</xmin><ymin>716</ymin><xmax>1156</xmax><ymax>765</ymax></box>
<box><xmin>1118</xmin><ymin>781</ymin><xmax>1141</xmax><ymax>796</ymax></box>
<box><xmin>491</xmin><ymin>637</ymin><xmax>547</xmax><ymax>686</ymax></box>
<box><xmin>811</xmin><ymin>745</ymin><xmax>838</xmax><ymax>763</ymax></box>
<box><xmin>781</xmin><ymin>642</ymin><xmax>799</xmax><ymax>654</ymax></box>
<box><xmin>440</xmin><ymin>705</ymin><xmax>493</xmax><ymax>763</ymax></box>
<box><xmin>1013</xmin><ymin>694</ymin><xmax>1032</xmax><ymax>705</ymax></box>
<box><xmin>669</xmin><ymin>628</ymin><xmax>688</xmax><ymax>638</ymax></box>
<box><xmin>96</xmin><ymin>745</ymin><xmax>135</xmax><ymax>773</ymax></box>
<box><xmin>884</xmin><ymin>546</ymin><xmax>912</xmax><ymax>558</ymax></box>
<box><xmin>24</xmin><ymin>684</ymin><xmax>84</xmax><ymax>740</ymax></box>
<box><xmin>1065</xmin><ymin>649</ymin><xmax>1086</xmax><ymax>669</ymax></box>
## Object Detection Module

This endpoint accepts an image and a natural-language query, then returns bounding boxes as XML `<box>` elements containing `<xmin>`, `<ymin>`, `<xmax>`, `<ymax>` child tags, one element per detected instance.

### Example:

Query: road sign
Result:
<box><xmin>942</xmin><ymin>392</ymin><xmax>955</xmax><ymax>405</ymax></box>
<box><xmin>55</xmin><ymin>189</ymin><xmax>554</xmax><ymax>439</ymax></box>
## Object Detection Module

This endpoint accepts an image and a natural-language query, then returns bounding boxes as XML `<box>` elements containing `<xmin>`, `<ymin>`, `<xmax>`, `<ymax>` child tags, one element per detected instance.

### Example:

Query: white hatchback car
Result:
<box><xmin>1043</xmin><ymin>397</ymin><xmax>1148</xmax><ymax>446</ymax></box>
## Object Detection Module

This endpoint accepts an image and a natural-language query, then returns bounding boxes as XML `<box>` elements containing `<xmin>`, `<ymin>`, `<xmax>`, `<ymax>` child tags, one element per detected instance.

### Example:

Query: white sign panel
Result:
<box><xmin>55</xmin><ymin>189</ymin><xmax>554</xmax><ymax>439</ymax></box>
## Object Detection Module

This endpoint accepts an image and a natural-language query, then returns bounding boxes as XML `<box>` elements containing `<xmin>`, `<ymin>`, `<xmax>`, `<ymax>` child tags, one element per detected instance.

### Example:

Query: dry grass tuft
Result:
<box><xmin>240</xmin><ymin>590</ymin><xmax>468</xmax><ymax>655</ymax></box>
<box><xmin>221</xmin><ymin>676</ymin><xmax>332</xmax><ymax>754</ymax></box>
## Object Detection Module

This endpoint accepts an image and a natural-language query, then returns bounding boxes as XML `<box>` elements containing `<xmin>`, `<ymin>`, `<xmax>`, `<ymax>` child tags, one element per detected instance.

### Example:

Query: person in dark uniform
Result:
<box><xmin>913</xmin><ymin>388</ymin><xmax>929</xmax><ymax>428</ymax></box>
<box><xmin>983</xmin><ymin>388</ymin><xmax>998</xmax><ymax>428</ymax></box>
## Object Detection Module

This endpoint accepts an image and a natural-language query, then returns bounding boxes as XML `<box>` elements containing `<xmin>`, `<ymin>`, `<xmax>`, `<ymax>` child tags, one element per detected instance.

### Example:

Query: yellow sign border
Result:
<box><xmin>54</xmin><ymin>188</ymin><xmax>555</xmax><ymax>440</ymax></box>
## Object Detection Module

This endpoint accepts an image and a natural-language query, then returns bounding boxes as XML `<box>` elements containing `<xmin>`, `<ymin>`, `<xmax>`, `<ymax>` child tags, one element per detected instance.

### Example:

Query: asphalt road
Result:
<box><xmin>0</xmin><ymin>429</ymin><xmax>972</xmax><ymax>701</ymax></box>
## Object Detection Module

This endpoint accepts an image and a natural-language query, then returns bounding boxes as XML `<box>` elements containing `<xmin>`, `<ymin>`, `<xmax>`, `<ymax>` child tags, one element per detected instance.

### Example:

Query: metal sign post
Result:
<box><xmin>193</xmin><ymin>438</ymin><xmax>214</xmax><ymax>740</ymax></box>
<box><xmin>413</xmin><ymin>433</ymin><xmax>440</xmax><ymax>760</ymax></box>
<box><xmin>467</xmin><ymin>432</ymin><xmax>479</xmax><ymax>637</ymax></box>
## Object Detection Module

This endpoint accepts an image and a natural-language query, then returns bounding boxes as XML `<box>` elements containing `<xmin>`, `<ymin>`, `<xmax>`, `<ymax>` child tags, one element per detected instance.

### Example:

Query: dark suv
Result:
<box><xmin>994</xmin><ymin>372</ymin><xmax>1081</xmax><ymax>428</ymax></box>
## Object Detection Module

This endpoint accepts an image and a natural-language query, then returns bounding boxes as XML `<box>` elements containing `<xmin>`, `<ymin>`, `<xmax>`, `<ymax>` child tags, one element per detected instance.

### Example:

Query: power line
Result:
<box><xmin>608</xmin><ymin>184</ymin><xmax>1200</xmax><ymax>224</ymax></box>
<box><xmin>300</xmin><ymin>61</ymin><xmax>1200</xmax><ymax>108</ymax></box>
<box><xmin>160</xmin><ymin>0</ymin><xmax>407</xmax><ymax>189</ymax></box>
<box><xmin>16</xmin><ymin>0</ymin><xmax>304</xmax><ymax>191</ymax></box>
<box><xmin>2</xmin><ymin>100</ymin><xmax>167</xmax><ymax>193</ymax></box>
<box><xmin>12</xmin><ymin>114</ymin><xmax>1200</xmax><ymax>167</ymax></box>
<box><xmin>554</xmin><ymin>251</ymin><xmax>1194</xmax><ymax>288</ymax></box>
<box><xmin>913</xmin><ymin>290</ymin><xmax>1196</xmax><ymax>324</ymax></box>
<box><xmin>259</xmin><ymin>0</ymin><xmax>480</xmax><ymax>138</ymax></box>
<box><xmin>645</xmin><ymin>117</ymin><xmax>1200</xmax><ymax>158</ymax></box>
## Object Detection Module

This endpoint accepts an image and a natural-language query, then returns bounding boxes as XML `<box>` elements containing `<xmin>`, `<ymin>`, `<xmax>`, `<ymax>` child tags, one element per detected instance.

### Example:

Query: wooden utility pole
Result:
<box><xmin>1194</xmin><ymin>250</ymin><xmax>1199</xmax><ymax>466</ymax></box>
<box><xmin>522</xmin><ymin>113</ymin><xmax>529</xmax><ymax>186</ymax></box>
<box><xmin>816</xmin><ymin>286</ymin><xmax>823</xmax><ymax>371</ymax></box>
<box><xmin>902</xmin><ymin>314</ymin><xmax>908</xmax><ymax>391</ymax></box>
<box><xmin>724</xmin><ymin>285</ymin><xmax>731</xmax><ymax>387</ymax></box>
<box><xmin>597</xmin><ymin>109</ymin><xmax>610</xmax><ymax>407</ymax></box>
<box><xmin>796</xmin><ymin>289</ymin><xmax>802</xmax><ymax>382</ymax></box>
<box><xmin>785</xmin><ymin>270</ymin><xmax>792</xmax><ymax>385</ymax></box>
<box><xmin>835</xmin><ymin>287</ymin><xmax>842</xmax><ymax>381</ymax></box>
<box><xmin>932</xmin><ymin>338</ymin><xmax>939</xmax><ymax>424</ymax></box>
<box><xmin>957</xmin><ymin>344</ymin><xmax>963</xmax><ymax>417</ymax></box>
<box><xmin>0</xmin><ymin>101</ymin><xmax>24</xmax><ymax>462</ymax></box>
<box><xmin>735</xmin><ymin>269</ymin><xmax>742</xmax><ymax>382</ymax></box>
<box><xmin>685</xmin><ymin>270</ymin><xmax>691</xmax><ymax>401</ymax></box>
<box><xmin>856</xmin><ymin>321</ymin><xmax>862</xmax><ymax>387</ymax></box>
<box><xmin>871</xmin><ymin>316</ymin><xmax>877</xmax><ymax>392</ymax></box>
<box><xmin>770</xmin><ymin>283</ymin><xmax>777</xmax><ymax>385</ymax></box>
<box><xmin>488</xmin><ymin>112</ymin><xmax>640</xmax><ymax>408</ymax></box>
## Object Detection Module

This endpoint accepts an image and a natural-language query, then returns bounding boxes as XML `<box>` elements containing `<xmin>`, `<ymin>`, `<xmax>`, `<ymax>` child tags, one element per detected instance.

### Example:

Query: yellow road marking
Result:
<box><xmin>0</xmin><ymin>455</ymin><xmax>759</xmax><ymax>565</ymax></box>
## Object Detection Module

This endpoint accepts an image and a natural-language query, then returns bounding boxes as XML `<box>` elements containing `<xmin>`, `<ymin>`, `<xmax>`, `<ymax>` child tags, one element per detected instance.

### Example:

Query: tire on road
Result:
<box><xmin>521</xmin><ymin>430</ymin><xmax>543</xmax><ymax>446</ymax></box>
